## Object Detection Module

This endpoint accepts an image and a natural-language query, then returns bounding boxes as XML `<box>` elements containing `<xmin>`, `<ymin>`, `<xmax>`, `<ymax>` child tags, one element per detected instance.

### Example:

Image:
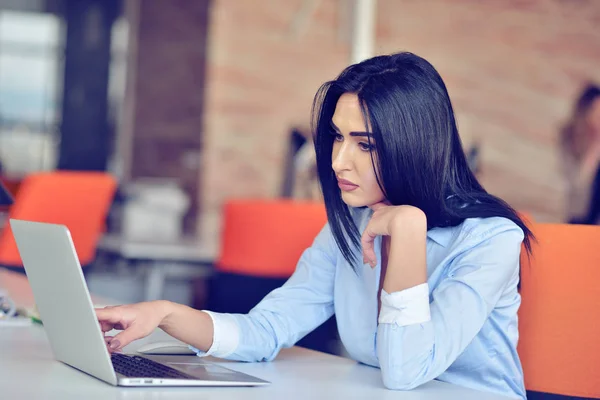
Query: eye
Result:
<box><xmin>358</xmin><ymin>141</ymin><xmax>374</xmax><ymax>152</ymax></box>
<box><xmin>329</xmin><ymin>129</ymin><xmax>343</xmax><ymax>142</ymax></box>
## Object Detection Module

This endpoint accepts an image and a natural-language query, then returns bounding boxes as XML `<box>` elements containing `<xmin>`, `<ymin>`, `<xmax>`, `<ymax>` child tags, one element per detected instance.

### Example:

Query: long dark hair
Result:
<box><xmin>311</xmin><ymin>52</ymin><xmax>533</xmax><ymax>266</ymax></box>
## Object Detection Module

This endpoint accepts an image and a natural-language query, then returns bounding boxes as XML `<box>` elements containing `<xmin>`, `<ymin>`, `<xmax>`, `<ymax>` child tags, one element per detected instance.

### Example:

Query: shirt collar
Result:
<box><xmin>426</xmin><ymin>226</ymin><xmax>453</xmax><ymax>247</ymax></box>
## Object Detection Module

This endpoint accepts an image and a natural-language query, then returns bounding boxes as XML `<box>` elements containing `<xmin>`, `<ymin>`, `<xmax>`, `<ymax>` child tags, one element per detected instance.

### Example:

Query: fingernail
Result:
<box><xmin>109</xmin><ymin>339</ymin><xmax>121</xmax><ymax>350</ymax></box>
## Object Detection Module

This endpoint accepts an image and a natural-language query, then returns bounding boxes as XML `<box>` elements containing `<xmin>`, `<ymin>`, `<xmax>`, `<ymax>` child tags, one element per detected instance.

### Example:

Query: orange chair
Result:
<box><xmin>518</xmin><ymin>223</ymin><xmax>600</xmax><ymax>399</ymax></box>
<box><xmin>216</xmin><ymin>199</ymin><xmax>327</xmax><ymax>278</ymax></box>
<box><xmin>0</xmin><ymin>171</ymin><xmax>117</xmax><ymax>267</ymax></box>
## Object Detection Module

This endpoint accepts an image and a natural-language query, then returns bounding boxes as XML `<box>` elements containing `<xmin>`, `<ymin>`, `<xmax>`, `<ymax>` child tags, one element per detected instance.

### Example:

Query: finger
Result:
<box><xmin>95</xmin><ymin>307</ymin><xmax>121</xmax><ymax>323</ymax></box>
<box><xmin>105</xmin><ymin>343</ymin><xmax>123</xmax><ymax>354</ymax></box>
<box><xmin>361</xmin><ymin>229</ymin><xmax>378</xmax><ymax>268</ymax></box>
<box><xmin>99</xmin><ymin>321</ymin><xmax>116</xmax><ymax>332</ymax></box>
<box><xmin>99</xmin><ymin>321</ymin><xmax>129</xmax><ymax>333</ymax></box>
<box><xmin>104</xmin><ymin>335</ymin><xmax>123</xmax><ymax>353</ymax></box>
<box><xmin>108</xmin><ymin>324</ymin><xmax>147</xmax><ymax>351</ymax></box>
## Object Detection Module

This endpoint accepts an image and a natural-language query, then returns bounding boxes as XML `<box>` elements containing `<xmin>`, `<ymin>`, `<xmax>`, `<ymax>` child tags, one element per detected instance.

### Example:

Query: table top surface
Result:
<box><xmin>0</xmin><ymin>269</ymin><xmax>511</xmax><ymax>400</ymax></box>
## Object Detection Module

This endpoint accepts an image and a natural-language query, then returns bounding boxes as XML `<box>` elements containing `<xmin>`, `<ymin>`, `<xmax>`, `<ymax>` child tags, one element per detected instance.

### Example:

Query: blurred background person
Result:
<box><xmin>560</xmin><ymin>84</ymin><xmax>600</xmax><ymax>225</ymax></box>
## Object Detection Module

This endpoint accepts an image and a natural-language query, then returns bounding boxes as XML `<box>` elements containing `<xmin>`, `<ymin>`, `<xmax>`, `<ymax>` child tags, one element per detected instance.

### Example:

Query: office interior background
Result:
<box><xmin>0</xmin><ymin>0</ymin><xmax>599</xmax><ymax>355</ymax></box>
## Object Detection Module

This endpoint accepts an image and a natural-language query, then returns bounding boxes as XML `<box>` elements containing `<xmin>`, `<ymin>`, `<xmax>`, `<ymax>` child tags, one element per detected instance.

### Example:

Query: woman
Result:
<box><xmin>560</xmin><ymin>84</ymin><xmax>600</xmax><ymax>225</ymax></box>
<box><xmin>96</xmin><ymin>52</ymin><xmax>532</xmax><ymax>399</ymax></box>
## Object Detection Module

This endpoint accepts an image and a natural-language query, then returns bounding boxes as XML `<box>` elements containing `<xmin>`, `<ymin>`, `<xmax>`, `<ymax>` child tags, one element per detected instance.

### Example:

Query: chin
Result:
<box><xmin>340</xmin><ymin>192</ymin><xmax>371</xmax><ymax>208</ymax></box>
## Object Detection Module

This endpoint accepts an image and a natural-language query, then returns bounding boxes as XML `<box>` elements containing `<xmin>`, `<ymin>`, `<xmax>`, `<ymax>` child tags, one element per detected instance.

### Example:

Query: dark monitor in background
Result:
<box><xmin>280</xmin><ymin>128</ymin><xmax>309</xmax><ymax>198</ymax></box>
<box><xmin>0</xmin><ymin>180</ymin><xmax>14</xmax><ymax>209</ymax></box>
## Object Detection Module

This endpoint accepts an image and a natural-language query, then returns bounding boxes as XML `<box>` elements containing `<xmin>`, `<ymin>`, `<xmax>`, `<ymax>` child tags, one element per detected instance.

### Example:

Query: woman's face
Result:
<box><xmin>331</xmin><ymin>93</ymin><xmax>386</xmax><ymax>208</ymax></box>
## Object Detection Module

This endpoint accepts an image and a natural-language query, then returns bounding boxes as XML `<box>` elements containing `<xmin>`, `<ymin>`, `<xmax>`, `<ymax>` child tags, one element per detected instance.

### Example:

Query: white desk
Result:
<box><xmin>98</xmin><ymin>234</ymin><xmax>216</xmax><ymax>301</ymax></box>
<box><xmin>0</xmin><ymin>270</ymin><xmax>512</xmax><ymax>400</ymax></box>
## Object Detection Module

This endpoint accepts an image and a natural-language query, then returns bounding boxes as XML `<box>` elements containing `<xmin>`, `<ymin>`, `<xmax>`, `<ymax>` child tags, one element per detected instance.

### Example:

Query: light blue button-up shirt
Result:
<box><xmin>197</xmin><ymin>208</ymin><xmax>526</xmax><ymax>399</ymax></box>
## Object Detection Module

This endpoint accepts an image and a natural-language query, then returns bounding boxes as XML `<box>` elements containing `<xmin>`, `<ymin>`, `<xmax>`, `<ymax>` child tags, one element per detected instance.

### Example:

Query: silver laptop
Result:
<box><xmin>10</xmin><ymin>219</ymin><xmax>269</xmax><ymax>387</ymax></box>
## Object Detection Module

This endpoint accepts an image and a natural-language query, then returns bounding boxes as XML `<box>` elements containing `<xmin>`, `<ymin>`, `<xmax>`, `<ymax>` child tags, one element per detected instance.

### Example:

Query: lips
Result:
<box><xmin>337</xmin><ymin>178</ymin><xmax>358</xmax><ymax>192</ymax></box>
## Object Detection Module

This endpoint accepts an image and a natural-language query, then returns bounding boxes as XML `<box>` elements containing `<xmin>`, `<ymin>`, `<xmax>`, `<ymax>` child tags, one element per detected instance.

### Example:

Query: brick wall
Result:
<box><xmin>199</xmin><ymin>0</ymin><xmax>350</xmax><ymax>249</ymax></box>
<box><xmin>376</xmin><ymin>0</ymin><xmax>600</xmax><ymax>222</ymax></box>
<box><xmin>198</xmin><ymin>0</ymin><xmax>600</xmax><ymax>250</ymax></box>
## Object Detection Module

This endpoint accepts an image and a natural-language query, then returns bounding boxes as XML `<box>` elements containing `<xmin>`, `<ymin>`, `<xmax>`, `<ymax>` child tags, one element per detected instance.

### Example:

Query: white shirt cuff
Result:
<box><xmin>378</xmin><ymin>283</ymin><xmax>431</xmax><ymax>326</ymax></box>
<box><xmin>189</xmin><ymin>311</ymin><xmax>240</xmax><ymax>358</ymax></box>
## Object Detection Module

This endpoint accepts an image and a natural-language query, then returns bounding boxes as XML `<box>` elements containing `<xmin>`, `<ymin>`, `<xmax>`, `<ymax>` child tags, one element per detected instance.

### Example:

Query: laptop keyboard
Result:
<box><xmin>111</xmin><ymin>353</ymin><xmax>192</xmax><ymax>379</ymax></box>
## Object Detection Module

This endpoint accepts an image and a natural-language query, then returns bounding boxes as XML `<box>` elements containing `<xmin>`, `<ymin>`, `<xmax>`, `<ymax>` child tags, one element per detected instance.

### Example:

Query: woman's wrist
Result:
<box><xmin>153</xmin><ymin>301</ymin><xmax>214</xmax><ymax>351</ymax></box>
<box><xmin>383</xmin><ymin>207</ymin><xmax>428</xmax><ymax>293</ymax></box>
<box><xmin>155</xmin><ymin>300</ymin><xmax>177</xmax><ymax>330</ymax></box>
<box><xmin>389</xmin><ymin>206</ymin><xmax>427</xmax><ymax>236</ymax></box>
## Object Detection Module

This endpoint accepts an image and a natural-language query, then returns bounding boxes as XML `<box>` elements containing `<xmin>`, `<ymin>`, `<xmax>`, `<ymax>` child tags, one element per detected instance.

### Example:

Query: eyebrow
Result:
<box><xmin>330</xmin><ymin>121</ymin><xmax>373</xmax><ymax>138</ymax></box>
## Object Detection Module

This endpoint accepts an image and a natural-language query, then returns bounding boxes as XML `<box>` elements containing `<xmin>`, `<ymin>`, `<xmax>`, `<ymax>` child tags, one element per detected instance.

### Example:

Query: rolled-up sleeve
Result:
<box><xmin>378</xmin><ymin>283</ymin><xmax>431</xmax><ymax>326</ymax></box>
<box><xmin>189</xmin><ymin>311</ymin><xmax>240</xmax><ymax>358</ymax></box>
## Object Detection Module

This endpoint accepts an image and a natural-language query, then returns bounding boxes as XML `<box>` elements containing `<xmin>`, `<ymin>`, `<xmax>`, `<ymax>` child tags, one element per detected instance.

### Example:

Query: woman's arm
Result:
<box><xmin>382</xmin><ymin>208</ymin><xmax>428</xmax><ymax>293</ymax></box>
<box><xmin>377</xmin><ymin>221</ymin><xmax>523</xmax><ymax>390</ymax></box>
<box><xmin>95</xmin><ymin>299</ymin><xmax>215</xmax><ymax>352</ymax></box>
<box><xmin>96</xmin><ymin>223</ymin><xmax>338</xmax><ymax>361</ymax></box>
<box><xmin>207</xmin><ymin>223</ymin><xmax>338</xmax><ymax>361</ymax></box>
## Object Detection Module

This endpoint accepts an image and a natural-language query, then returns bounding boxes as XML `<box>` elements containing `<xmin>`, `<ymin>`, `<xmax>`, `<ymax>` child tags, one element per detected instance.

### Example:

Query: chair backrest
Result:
<box><xmin>518</xmin><ymin>223</ymin><xmax>600</xmax><ymax>398</ymax></box>
<box><xmin>0</xmin><ymin>171</ymin><xmax>117</xmax><ymax>267</ymax></box>
<box><xmin>217</xmin><ymin>199</ymin><xmax>327</xmax><ymax>278</ymax></box>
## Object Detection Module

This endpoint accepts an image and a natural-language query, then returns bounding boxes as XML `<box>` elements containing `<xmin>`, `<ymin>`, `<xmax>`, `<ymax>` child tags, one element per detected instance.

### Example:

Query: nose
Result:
<box><xmin>332</xmin><ymin>142</ymin><xmax>353</xmax><ymax>174</ymax></box>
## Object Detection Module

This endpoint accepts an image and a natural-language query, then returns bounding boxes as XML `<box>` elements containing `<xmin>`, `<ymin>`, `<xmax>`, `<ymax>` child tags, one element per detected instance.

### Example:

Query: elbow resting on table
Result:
<box><xmin>381</xmin><ymin>366</ymin><xmax>431</xmax><ymax>391</ymax></box>
<box><xmin>379</xmin><ymin>350</ymin><xmax>436</xmax><ymax>391</ymax></box>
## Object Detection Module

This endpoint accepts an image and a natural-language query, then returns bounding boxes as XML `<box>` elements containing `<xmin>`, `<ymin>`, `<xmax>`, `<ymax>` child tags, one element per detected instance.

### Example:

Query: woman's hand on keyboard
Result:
<box><xmin>95</xmin><ymin>301</ymin><xmax>171</xmax><ymax>352</ymax></box>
